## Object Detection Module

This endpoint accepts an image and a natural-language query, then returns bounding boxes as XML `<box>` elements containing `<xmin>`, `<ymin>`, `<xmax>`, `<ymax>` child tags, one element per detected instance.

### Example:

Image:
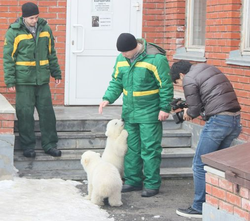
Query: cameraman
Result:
<box><xmin>170</xmin><ymin>60</ymin><xmax>241</xmax><ymax>219</ymax></box>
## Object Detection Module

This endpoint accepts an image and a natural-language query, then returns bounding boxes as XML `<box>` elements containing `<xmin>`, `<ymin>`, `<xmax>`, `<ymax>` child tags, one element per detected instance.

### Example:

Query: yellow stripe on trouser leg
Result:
<box><xmin>124</xmin><ymin>122</ymin><xmax>163</xmax><ymax>189</ymax></box>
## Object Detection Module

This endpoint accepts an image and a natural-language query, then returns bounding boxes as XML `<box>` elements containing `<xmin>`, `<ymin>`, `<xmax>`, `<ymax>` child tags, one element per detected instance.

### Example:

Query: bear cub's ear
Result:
<box><xmin>81</xmin><ymin>157</ymin><xmax>89</xmax><ymax>166</ymax></box>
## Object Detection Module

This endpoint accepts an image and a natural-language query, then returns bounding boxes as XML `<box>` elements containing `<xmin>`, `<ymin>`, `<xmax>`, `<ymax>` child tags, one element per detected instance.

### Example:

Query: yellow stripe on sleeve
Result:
<box><xmin>12</xmin><ymin>34</ymin><xmax>33</xmax><ymax>58</ymax></box>
<box><xmin>114</xmin><ymin>61</ymin><xmax>130</xmax><ymax>79</ymax></box>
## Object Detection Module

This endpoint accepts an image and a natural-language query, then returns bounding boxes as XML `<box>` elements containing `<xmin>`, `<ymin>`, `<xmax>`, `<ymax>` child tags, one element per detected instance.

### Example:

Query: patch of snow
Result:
<box><xmin>0</xmin><ymin>177</ymin><xmax>113</xmax><ymax>221</ymax></box>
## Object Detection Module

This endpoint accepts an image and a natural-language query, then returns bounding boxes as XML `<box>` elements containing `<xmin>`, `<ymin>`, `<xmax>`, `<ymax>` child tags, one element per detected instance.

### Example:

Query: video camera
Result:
<box><xmin>170</xmin><ymin>98</ymin><xmax>188</xmax><ymax>124</ymax></box>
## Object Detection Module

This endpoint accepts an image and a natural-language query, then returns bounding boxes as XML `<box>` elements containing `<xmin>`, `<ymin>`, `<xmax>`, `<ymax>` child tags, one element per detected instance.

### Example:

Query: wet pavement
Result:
<box><xmin>77</xmin><ymin>178</ymin><xmax>200</xmax><ymax>221</ymax></box>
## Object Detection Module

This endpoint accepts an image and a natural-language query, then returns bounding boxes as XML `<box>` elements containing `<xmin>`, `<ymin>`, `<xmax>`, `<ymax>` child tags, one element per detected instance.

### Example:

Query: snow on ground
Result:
<box><xmin>0</xmin><ymin>177</ymin><xmax>114</xmax><ymax>221</ymax></box>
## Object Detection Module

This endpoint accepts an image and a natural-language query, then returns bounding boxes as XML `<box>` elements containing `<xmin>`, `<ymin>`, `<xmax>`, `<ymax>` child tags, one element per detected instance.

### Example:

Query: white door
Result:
<box><xmin>65</xmin><ymin>0</ymin><xmax>143</xmax><ymax>105</ymax></box>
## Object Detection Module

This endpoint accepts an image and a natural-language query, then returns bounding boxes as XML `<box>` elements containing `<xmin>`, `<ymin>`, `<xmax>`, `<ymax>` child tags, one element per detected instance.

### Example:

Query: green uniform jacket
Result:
<box><xmin>3</xmin><ymin>17</ymin><xmax>61</xmax><ymax>88</ymax></box>
<box><xmin>103</xmin><ymin>39</ymin><xmax>173</xmax><ymax>123</ymax></box>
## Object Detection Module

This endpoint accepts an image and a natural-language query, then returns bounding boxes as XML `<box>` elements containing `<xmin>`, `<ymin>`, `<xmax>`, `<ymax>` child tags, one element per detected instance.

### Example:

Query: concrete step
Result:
<box><xmin>14</xmin><ymin>132</ymin><xmax>106</xmax><ymax>150</ymax></box>
<box><xmin>14</xmin><ymin>147</ymin><xmax>194</xmax><ymax>180</ymax></box>
<box><xmin>160</xmin><ymin>167</ymin><xmax>193</xmax><ymax>178</ymax></box>
<box><xmin>14</xmin><ymin>106</ymin><xmax>181</xmax><ymax>133</ymax></box>
<box><xmin>16</xmin><ymin>168</ymin><xmax>193</xmax><ymax>180</ymax></box>
<box><xmin>14</xmin><ymin>117</ymin><xmax>181</xmax><ymax>133</ymax></box>
<box><xmin>161</xmin><ymin>148</ymin><xmax>194</xmax><ymax>168</ymax></box>
<box><xmin>14</xmin><ymin>129</ymin><xmax>191</xmax><ymax>150</ymax></box>
<box><xmin>13</xmin><ymin>106</ymin><xmax>193</xmax><ymax>180</ymax></box>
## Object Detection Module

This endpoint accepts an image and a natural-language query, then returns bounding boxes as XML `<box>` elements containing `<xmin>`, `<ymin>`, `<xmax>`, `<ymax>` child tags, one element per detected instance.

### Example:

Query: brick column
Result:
<box><xmin>204</xmin><ymin>166</ymin><xmax>250</xmax><ymax>221</ymax></box>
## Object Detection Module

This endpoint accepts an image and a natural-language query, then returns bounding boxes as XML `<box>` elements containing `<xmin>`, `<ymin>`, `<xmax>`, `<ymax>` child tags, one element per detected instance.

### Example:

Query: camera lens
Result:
<box><xmin>176</xmin><ymin>110</ymin><xmax>184</xmax><ymax>120</ymax></box>
<box><xmin>172</xmin><ymin>110</ymin><xmax>184</xmax><ymax>124</ymax></box>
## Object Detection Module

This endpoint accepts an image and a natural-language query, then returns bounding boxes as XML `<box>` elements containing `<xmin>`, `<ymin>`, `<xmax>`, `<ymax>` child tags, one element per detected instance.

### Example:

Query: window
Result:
<box><xmin>173</xmin><ymin>0</ymin><xmax>207</xmax><ymax>61</ymax></box>
<box><xmin>186</xmin><ymin>0</ymin><xmax>207</xmax><ymax>51</ymax></box>
<box><xmin>226</xmin><ymin>0</ymin><xmax>250</xmax><ymax>66</ymax></box>
<box><xmin>241</xmin><ymin>0</ymin><xmax>250</xmax><ymax>55</ymax></box>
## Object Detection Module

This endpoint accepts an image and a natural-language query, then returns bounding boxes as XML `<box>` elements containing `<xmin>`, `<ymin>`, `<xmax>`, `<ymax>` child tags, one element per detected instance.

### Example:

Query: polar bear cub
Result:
<box><xmin>102</xmin><ymin>119</ymin><xmax>128</xmax><ymax>177</ymax></box>
<box><xmin>81</xmin><ymin>150</ymin><xmax>123</xmax><ymax>207</ymax></box>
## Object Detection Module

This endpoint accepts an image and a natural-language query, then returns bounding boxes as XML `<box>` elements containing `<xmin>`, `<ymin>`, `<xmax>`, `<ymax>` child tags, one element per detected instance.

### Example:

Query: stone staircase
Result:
<box><xmin>13</xmin><ymin>106</ymin><xmax>194</xmax><ymax>180</ymax></box>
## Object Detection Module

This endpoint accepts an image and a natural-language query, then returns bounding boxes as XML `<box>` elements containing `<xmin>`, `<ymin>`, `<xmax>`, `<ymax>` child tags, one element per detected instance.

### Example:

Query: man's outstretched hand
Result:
<box><xmin>99</xmin><ymin>100</ymin><xmax>109</xmax><ymax>114</ymax></box>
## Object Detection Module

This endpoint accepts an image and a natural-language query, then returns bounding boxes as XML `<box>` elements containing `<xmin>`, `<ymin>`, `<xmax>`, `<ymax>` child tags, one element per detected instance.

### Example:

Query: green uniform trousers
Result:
<box><xmin>124</xmin><ymin>122</ymin><xmax>162</xmax><ymax>190</ymax></box>
<box><xmin>15</xmin><ymin>84</ymin><xmax>58</xmax><ymax>152</ymax></box>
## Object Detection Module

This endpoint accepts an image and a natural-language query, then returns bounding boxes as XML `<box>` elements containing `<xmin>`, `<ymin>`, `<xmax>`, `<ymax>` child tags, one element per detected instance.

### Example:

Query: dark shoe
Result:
<box><xmin>45</xmin><ymin>147</ymin><xmax>62</xmax><ymax>157</ymax></box>
<box><xmin>122</xmin><ymin>184</ymin><xmax>142</xmax><ymax>193</ymax></box>
<box><xmin>23</xmin><ymin>149</ymin><xmax>36</xmax><ymax>158</ymax></box>
<box><xmin>176</xmin><ymin>206</ymin><xmax>202</xmax><ymax>218</ymax></box>
<box><xmin>141</xmin><ymin>188</ymin><xmax>159</xmax><ymax>197</ymax></box>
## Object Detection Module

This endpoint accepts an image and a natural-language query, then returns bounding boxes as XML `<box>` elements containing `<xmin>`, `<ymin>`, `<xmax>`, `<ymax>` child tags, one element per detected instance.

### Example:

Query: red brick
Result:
<box><xmin>0</xmin><ymin>114</ymin><xmax>15</xmax><ymax>121</ymax></box>
<box><xmin>49</xmin><ymin>7</ymin><xmax>66</xmax><ymax>13</ymax></box>
<box><xmin>212</xmin><ymin>186</ymin><xmax>226</xmax><ymax>200</ymax></box>
<box><xmin>206</xmin><ymin>184</ymin><xmax>212</xmax><ymax>194</ymax></box>
<box><xmin>206</xmin><ymin>194</ymin><xmax>219</xmax><ymax>208</ymax></box>
<box><xmin>226</xmin><ymin>192</ymin><xmax>241</xmax><ymax>207</ymax></box>
<box><xmin>219</xmin><ymin>200</ymin><xmax>234</xmax><ymax>213</ymax></box>
<box><xmin>0</xmin><ymin>1</ymin><xmax>18</xmax><ymax>6</ymax></box>
<box><xmin>242</xmin><ymin>198</ymin><xmax>250</xmax><ymax>211</ymax></box>
<box><xmin>0</xmin><ymin>128</ymin><xmax>14</xmax><ymax>134</ymax></box>
<box><xmin>219</xmin><ymin>178</ymin><xmax>234</xmax><ymax>192</ymax></box>
<box><xmin>58</xmin><ymin>2</ymin><xmax>66</xmax><ymax>7</ymax></box>
<box><xmin>240</xmin><ymin>187</ymin><xmax>250</xmax><ymax>199</ymax></box>
<box><xmin>234</xmin><ymin>207</ymin><xmax>250</xmax><ymax>221</ymax></box>
<box><xmin>0</xmin><ymin>6</ymin><xmax>9</xmax><ymax>11</ymax></box>
<box><xmin>38</xmin><ymin>1</ymin><xmax>58</xmax><ymax>7</ymax></box>
<box><xmin>206</xmin><ymin>173</ymin><xmax>219</xmax><ymax>186</ymax></box>
<box><xmin>0</xmin><ymin>12</ymin><xmax>19</xmax><ymax>18</ymax></box>
<box><xmin>2</xmin><ymin>120</ymin><xmax>14</xmax><ymax>128</ymax></box>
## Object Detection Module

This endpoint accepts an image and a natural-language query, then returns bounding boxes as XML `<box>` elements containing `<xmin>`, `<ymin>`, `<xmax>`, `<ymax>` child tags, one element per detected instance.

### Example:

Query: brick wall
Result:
<box><xmin>142</xmin><ymin>0</ymin><xmax>186</xmax><ymax>62</ymax></box>
<box><xmin>1</xmin><ymin>0</ymin><xmax>249</xmax><ymax>141</ymax></box>
<box><xmin>0</xmin><ymin>0</ymin><xmax>66</xmax><ymax>105</ymax></box>
<box><xmin>205</xmin><ymin>0</ymin><xmax>250</xmax><ymax>141</ymax></box>
<box><xmin>0</xmin><ymin>113</ymin><xmax>14</xmax><ymax>134</ymax></box>
<box><xmin>205</xmin><ymin>167</ymin><xmax>250</xmax><ymax>221</ymax></box>
<box><xmin>142</xmin><ymin>0</ymin><xmax>250</xmax><ymax>141</ymax></box>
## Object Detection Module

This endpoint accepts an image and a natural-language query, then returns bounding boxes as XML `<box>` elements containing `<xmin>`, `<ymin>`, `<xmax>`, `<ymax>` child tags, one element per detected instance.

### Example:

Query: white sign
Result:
<box><xmin>92</xmin><ymin>14</ymin><xmax>112</xmax><ymax>29</ymax></box>
<box><xmin>92</xmin><ymin>0</ymin><xmax>113</xmax><ymax>12</ymax></box>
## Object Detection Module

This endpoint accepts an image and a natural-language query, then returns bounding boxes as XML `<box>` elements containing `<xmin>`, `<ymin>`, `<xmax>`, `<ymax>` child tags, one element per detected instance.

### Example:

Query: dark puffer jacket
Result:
<box><xmin>183</xmin><ymin>63</ymin><xmax>241</xmax><ymax>118</ymax></box>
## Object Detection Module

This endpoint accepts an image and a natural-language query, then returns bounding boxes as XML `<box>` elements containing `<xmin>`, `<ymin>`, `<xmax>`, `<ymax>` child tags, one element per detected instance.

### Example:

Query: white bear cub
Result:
<box><xmin>81</xmin><ymin>150</ymin><xmax>123</xmax><ymax>207</ymax></box>
<box><xmin>102</xmin><ymin>119</ymin><xmax>128</xmax><ymax>177</ymax></box>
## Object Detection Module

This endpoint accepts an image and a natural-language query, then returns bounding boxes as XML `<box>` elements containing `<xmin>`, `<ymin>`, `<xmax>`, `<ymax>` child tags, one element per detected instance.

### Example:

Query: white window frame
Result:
<box><xmin>185</xmin><ymin>0</ymin><xmax>207</xmax><ymax>52</ymax></box>
<box><xmin>241</xmin><ymin>0</ymin><xmax>250</xmax><ymax>55</ymax></box>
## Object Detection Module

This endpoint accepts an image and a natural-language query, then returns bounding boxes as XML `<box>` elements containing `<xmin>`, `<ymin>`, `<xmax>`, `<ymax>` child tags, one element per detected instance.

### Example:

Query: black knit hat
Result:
<box><xmin>22</xmin><ymin>2</ymin><xmax>39</xmax><ymax>17</ymax></box>
<box><xmin>116</xmin><ymin>33</ymin><xmax>137</xmax><ymax>52</ymax></box>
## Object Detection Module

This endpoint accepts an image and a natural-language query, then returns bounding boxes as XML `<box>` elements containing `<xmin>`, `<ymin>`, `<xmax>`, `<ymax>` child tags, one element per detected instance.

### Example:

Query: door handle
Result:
<box><xmin>133</xmin><ymin>2</ymin><xmax>140</xmax><ymax>11</ymax></box>
<box><xmin>72</xmin><ymin>24</ymin><xmax>84</xmax><ymax>54</ymax></box>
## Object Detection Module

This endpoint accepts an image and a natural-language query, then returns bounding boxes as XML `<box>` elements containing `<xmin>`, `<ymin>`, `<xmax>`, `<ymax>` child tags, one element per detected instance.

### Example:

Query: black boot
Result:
<box><xmin>23</xmin><ymin>149</ymin><xmax>36</xmax><ymax>158</ymax></box>
<box><xmin>141</xmin><ymin>188</ymin><xmax>159</xmax><ymax>197</ymax></box>
<box><xmin>122</xmin><ymin>184</ymin><xmax>142</xmax><ymax>193</ymax></box>
<box><xmin>45</xmin><ymin>147</ymin><xmax>62</xmax><ymax>157</ymax></box>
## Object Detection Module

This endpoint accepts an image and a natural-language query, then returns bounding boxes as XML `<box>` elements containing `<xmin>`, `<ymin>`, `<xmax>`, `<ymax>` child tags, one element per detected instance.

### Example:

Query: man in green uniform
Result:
<box><xmin>99</xmin><ymin>33</ymin><xmax>173</xmax><ymax>197</ymax></box>
<box><xmin>3</xmin><ymin>2</ymin><xmax>62</xmax><ymax>158</ymax></box>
